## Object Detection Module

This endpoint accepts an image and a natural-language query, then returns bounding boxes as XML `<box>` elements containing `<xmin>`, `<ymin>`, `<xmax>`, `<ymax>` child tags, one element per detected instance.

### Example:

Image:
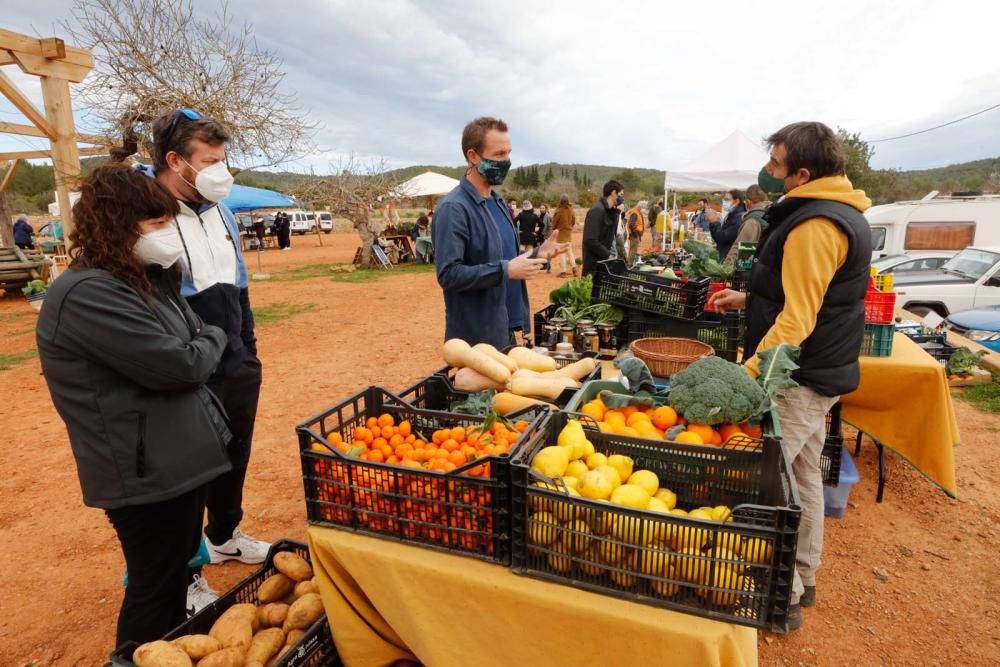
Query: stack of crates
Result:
<box><xmin>861</xmin><ymin>269</ymin><xmax>896</xmax><ymax>357</ymax></box>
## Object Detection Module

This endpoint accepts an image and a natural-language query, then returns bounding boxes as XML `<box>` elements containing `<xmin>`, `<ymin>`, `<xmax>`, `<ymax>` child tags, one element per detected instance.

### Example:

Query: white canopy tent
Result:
<box><xmin>660</xmin><ymin>130</ymin><xmax>769</xmax><ymax>249</ymax></box>
<box><xmin>48</xmin><ymin>191</ymin><xmax>81</xmax><ymax>217</ymax></box>
<box><xmin>394</xmin><ymin>170</ymin><xmax>460</xmax><ymax>200</ymax></box>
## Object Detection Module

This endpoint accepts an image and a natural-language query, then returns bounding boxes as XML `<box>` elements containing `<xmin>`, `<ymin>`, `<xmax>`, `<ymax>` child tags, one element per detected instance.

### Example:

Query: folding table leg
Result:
<box><xmin>876</xmin><ymin>442</ymin><xmax>885</xmax><ymax>503</ymax></box>
<box><xmin>855</xmin><ymin>430</ymin><xmax>863</xmax><ymax>456</ymax></box>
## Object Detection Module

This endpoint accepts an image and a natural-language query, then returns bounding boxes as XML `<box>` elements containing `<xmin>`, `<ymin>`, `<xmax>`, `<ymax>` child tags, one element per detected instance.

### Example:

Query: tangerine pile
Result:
<box><xmin>578</xmin><ymin>397</ymin><xmax>762</xmax><ymax>446</ymax></box>
<box><xmin>313</xmin><ymin>412</ymin><xmax>530</xmax><ymax>476</ymax></box>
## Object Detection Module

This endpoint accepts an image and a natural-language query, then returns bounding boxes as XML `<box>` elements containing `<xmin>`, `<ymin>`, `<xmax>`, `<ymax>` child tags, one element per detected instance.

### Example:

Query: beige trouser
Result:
<box><xmin>773</xmin><ymin>385</ymin><xmax>839</xmax><ymax>605</ymax></box>
<box><xmin>559</xmin><ymin>245</ymin><xmax>577</xmax><ymax>274</ymax></box>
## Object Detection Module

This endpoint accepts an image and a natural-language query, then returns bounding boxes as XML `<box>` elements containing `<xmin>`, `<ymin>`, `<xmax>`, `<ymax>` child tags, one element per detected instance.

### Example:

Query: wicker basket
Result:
<box><xmin>630</xmin><ymin>337</ymin><xmax>715</xmax><ymax>377</ymax></box>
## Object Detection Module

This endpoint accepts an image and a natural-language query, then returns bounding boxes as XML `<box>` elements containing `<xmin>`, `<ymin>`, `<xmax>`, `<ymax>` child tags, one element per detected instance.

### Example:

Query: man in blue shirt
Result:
<box><xmin>433</xmin><ymin>117</ymin><xmax>567</xmax><ymax>348</ymax></box>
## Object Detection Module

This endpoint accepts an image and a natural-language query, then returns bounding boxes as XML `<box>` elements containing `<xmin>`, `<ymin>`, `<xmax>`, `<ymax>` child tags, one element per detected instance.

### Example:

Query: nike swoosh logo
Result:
<box><xmin>214</xmin><ymin>547</ymin><xmax>242</xmax><ymax>557</ymax></box>
<box><xmin>187</xmin><ymin>604</ymin><xmax>196</xmax><ymax>617</ymax></box>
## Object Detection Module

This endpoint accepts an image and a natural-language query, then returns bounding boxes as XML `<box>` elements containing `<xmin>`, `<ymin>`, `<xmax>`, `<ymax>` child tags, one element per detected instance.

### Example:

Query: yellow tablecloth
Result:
<box><xmin>308</xmin><ymin>526</ymin><xmax>757</xmax><ymax>667</ymax></box>
<box><xmin>841</xmin><ymin>333</ymin><xmax>960</xmax><ymax>497</ymax></box>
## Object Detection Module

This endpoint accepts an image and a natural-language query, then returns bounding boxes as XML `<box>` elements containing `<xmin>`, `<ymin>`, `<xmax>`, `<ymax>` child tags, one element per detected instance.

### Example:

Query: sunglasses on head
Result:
<box><xmin>163</xmin><ymin>108</ymin><xmax>203</xmax><ymax>150</ymax></box>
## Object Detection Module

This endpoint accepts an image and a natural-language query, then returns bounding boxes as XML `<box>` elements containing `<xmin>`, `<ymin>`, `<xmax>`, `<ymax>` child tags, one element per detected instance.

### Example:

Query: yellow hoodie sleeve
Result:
<box><xmin>744</xmin><ymin>217</ymin><xmax>849</xmax><ymax>377</ymax></box>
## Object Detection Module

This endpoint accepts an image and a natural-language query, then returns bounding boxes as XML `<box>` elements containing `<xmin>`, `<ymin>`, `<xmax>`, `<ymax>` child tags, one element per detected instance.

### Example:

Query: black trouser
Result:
<box><xmin>16</xmin><ymin>242</ymin><xmax>34</xmax><ymax>250</ymax></box>
<box><xmin>204</xmin><ymin>354</ymin><xmax>263</xmax><ymax>545</ymax></box>
<box><xmin>277</xmin><ymin>229</ymin><xmax>290</xmax><ymax>248</ymax></box>
<box><xmin>106</xmin><ymin>485</ymin><xmax>206</xmax><ymax>647</ymax></box>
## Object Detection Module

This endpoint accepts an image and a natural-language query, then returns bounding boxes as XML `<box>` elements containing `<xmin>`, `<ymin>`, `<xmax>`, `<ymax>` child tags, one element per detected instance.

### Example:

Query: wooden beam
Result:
<box><xmin>13</xmin><ymin>51</ymin><xmax>92</xmax><ymax>84</ymax></box>
<box><xmin>0</xmin><ymin>146</ymin><xmax>107</xmax><ymax>161</ymax></box>
<box><xmin>0</xmin><ymin>29</ymin><xmax>62</xmax><ymax>57</ymax></box>
<box><xmin>0</xmin><ymin>120</ymin><xmax>46</xmax><ymax>137</ymax></box>
<box><xmin>0</xmin><ymin>69</ymin><xmax>55</xmax><ymax>138</ymax></box>
<box><xmin>0</xmin><ymin>51</ymin><xmax>16</xmax><ymax>66</ymax></box>
<box><xmin>38</xmin><ymin>38</ymin><xmax>66</xmax><ymax>59</ymax></box>
<box><xmin>0</xmin><ymin>159</ymin><xmax>20</xmax><ymax>193</ymax></box>
<box><xmin>77</xmin><ymin>132</ymin><xmax>112</xmax><ymax>145</ymax></box>
<box><xmin>41</xmin><ymin>75</ymin><xmax>82</xmax><ymax>242</ymax></box>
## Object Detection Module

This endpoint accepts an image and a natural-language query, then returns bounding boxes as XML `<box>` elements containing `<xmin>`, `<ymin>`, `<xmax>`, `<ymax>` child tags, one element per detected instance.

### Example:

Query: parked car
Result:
<box><xmin>279</xmin><ymin>210</ymin><xmax>316</xmax><ymax>235</ymax></box>
<box><xmin>316</xmin><ymin>211</ymin><xmax>333</xmax><ymax>234</ymax></box>
<box><xmin>944</xmin><ymin>306</ymin><xmax>1000</xmax><ymax>352</ymax></box>
<box><xmin>893</xmin><ymin>246</ymin><xmax>1000</xmax><ymax>317</ymax></box>
<box><xmin>871</xmin><ymin>252</ymin><xmax>952</xmax><ymax>275</ymax></box>
<box><xmin>865</xmin><ymin>193</ymin><xmax>1000</xmax><ymax>261</ymax></box>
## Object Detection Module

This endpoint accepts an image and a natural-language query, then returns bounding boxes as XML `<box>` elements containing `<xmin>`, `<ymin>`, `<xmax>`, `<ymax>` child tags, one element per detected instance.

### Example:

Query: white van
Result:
<box><xmin>865</xmin><ymin>193</ymin><xmax>1000</xmax><ymax>261</ymax></box>
<box><xmin>316</xmin><ymin>211</ymin><xmax>333</xmax><ymax>234</ymax></box>
<box><xmin>280</xmin><ymin>210</ymin><xmax>315</xmax><ymax>235</ymax></box>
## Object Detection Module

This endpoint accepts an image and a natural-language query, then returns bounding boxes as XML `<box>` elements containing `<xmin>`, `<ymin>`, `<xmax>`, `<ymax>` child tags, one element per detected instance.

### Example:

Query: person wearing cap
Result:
<box><xmin>515</xmin><ymin>200</ymin><xmax>541</xmax><ymax>252</ymax></box>
<box><xmin>139</xmin><ymin>109</ymin><xmax>271</xmax><ymax>614</ymax></box>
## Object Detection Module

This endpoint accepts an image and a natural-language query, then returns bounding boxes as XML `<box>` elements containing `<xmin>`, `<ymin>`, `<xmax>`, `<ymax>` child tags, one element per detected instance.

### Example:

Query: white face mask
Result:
<box><xmin>178</xmin><ymin>158</ymin><xmax>234</xmax><ymax>202</ymax></box>
<box><xmin>134</xmin><ymin>227</ymin><xmax>184</xmax><ymax>268</ymax></box>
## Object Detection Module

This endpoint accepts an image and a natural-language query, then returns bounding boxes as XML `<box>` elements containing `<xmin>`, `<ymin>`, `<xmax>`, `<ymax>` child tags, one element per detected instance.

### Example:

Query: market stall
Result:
<box><xmin>841</xmin><ymin>332</ymin><xmax>961</xmax><ymax>500</ymax></box>
<box><xmin>307</xmin><ymin>527</ymin><xmax>757</xmax><ymax>667</ymax></box>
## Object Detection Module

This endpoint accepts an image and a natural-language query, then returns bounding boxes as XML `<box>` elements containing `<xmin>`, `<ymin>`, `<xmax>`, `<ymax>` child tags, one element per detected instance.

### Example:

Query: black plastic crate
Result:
<box><xmin>727</xmin><ymin>270</ymin><xmax>750</xmax><ymax>293</ymax></box>
<box><xmin>820</xmin><ymin>436</ymin><xmax>844</xmax><ymax>487</ymax></box>
<box><xmin>510</xmin><ymin>412</ymin><xmax>801</xmax><ymax>633</ymax></box>
<box><xmin>626</xmin><ymin>311</ymin><xmax>743</xmax><ymax>362</ymax></box>
<box><xmin>592</xmin><ymin>259</ymin><xmax>710</xmax><ymax>320</ymax></box>
<box><xmin>297</xmin><ymin>387</ymin><xmax>549</xmax><ymax>564</ymax></box>
<box><xmin>110</xmin><ymin>540</ymin><xmax>339</xmax><ymax>667</ymax></box>
<box><xmin>825</xmin><ymin>402</ymin><xmax>842</xmax><ymax>439</ymax></box>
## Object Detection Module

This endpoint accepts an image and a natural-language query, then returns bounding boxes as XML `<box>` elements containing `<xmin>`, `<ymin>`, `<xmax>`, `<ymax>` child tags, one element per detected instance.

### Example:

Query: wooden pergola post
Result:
<box><xmin>0</xmin><ymin>28</ymin><xmax>102</xmax><ymax>248</ymax></box>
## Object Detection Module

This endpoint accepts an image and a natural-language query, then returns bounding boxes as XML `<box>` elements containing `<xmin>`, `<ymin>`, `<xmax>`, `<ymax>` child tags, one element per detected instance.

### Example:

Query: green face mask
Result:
<box><xmin>758</xmin><ymin>167</ymin><xmax>786</xmax><ymax>194</ymax></box>
<box><xmin>476</xmin><ymin>155</ymin><xmax>512</xmax><ymax>186</ymax></box>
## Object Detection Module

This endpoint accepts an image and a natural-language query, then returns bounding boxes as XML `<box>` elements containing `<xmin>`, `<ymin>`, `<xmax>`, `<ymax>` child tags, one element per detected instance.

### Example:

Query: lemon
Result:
<box><xmin>561</xmin><ymin>519</ymin><xmax>594</xmax><ymax>554</ymax></box>
<box><xmin>675</xmin><ymin>546</ymin><xmax>710</xmax><ymax>584</ymax></box>
<box><xmin>606</xmin><ymin>454</ymin><xmax>634</xmax><ymax>483</ymax></box>
<box><xmin>644</xmin><ymin>497</ymin><xmax>670</xmax><ymax>543</ymax></box>
<box><xmin>654</xmin><ymin>488</ymin><xmax>677</xmax><ymax>510</ymax></box>
<box><xmin>557</xmin><ymin>420</ymin><xmax>588</xmax><ymax>460</ymax></box>
<box><xmin>561</xmin><ymin>476</ymin><xmax>579</xmax><ymax>490</ymax></box>
<box><xmin>585</xmin><ymin>452</ymin><xmax>608</xmax><ymax>470</ymax></box>
<box><xmin>581</xmin><ymin>439</ymin><xmax>596</xmax><ymax>459</ymax></box>
<box><xmin>711</xmin><ymin>505</ymin><xmax>732</xmax><ymax>522</ymax></box>
<box><xmin>610</xmin><ymin>484</ymin><xmax>652</xmax><ymax>509</ymax></box>
<box><xmin>528</xmin><ymin>511</ymin><xmax>560</xmax><ymax>546</ymax></box>
<box><xmin>579</xmin><ymin>547</ymin><xmax>606</xmax><ymax>577</ymax></box>
<box><xmin>609</xmin><ymin>515</ymin><xmax>649</xmax><ymax>546</ymax></box>
<box><xmin>578</xmin><ymin>469</ymin><xmax>615</xmax><ymax>501</ymax></box>
<box><xmin>701</xmin><ymin>564</ymin><xmax>744</xmax><ymax>607</ymax></box>
<box><xmin>565</xmin><ymin>460</ymin><xmax>589</xmax><ymax>479</ymax></box>
<box><xmin>593</xmin><ymin>464</ymin><xmax>622</xmax><ymax>489</ymax></box>
<box><xmin>531</xmin><ymin>446</ymin><xmax>569</xmax><ymax>478</ymax></box>
<box><xmin>596</xmin><ymin>539</ymin><xmax>629</xmax><ymax>565</ymax></box>
<box><xmin>547</xmin><ymin>540</ymin><xmax>573</xmax><ymax>573</ymax></box>
<box><xmin>550</xmin><ymin>487</ymin><xmax>581</xmax><ymax>523</ymax></box>
<box><xmin>688</xmin><ymin>508</ymin><xmax>714</xmax><ymax>522</ymax></box>
<box><xmin>627</xmin><ymin>469</ymin><xmax>660</xmax><ymax>496</ymax></box>
<box><xmin>609</xmin><ymin>550</ymin><xmax>639</xmax><ymax>588</ymax></box>
<box><xmin>639</xmin><ymin>547</ymin><xmax>680</xmax><ymax>597</ymax></box>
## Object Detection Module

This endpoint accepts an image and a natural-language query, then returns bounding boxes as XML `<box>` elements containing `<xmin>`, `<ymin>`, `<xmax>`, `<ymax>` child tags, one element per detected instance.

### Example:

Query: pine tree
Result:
<box><xmin>545</xmin><ymin>166</ymin><xmax>554</xmax><ymax>184</ymax></box>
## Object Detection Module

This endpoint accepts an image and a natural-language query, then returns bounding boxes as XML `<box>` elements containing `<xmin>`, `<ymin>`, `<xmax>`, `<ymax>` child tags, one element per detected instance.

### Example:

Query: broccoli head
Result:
<box><xmin>667</xmin><ymin>356</ymin><xmax>764</xmax><ymax>425</ymax></box>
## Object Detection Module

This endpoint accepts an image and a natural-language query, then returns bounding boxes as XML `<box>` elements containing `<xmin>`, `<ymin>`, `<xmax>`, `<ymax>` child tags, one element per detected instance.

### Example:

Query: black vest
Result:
<box><xmin>744</xmin><ymin>197</ymin><xmax>872</xmax><ymax>397</ymax></box>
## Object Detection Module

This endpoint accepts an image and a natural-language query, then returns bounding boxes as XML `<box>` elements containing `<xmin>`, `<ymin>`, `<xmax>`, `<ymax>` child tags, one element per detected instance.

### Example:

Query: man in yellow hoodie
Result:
<box><xmin>710</xmin><ymin>121</ymin><xmax>872</xmax><ymax>632</ymax></box>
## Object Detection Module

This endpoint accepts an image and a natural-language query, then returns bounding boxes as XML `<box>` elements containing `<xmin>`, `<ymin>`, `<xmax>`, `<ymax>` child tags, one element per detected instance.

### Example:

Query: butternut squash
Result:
<box><xmin>550</xmin><ymin>357</ymin><xmax>598</xmax><ymax>381</ymax></box>
<box><xmin>454</xmin><ymin>366</ymin><xmax>507</xmax><ymax>392</ymax></box>
<box><xmin>509</xmin><ymin>376</ymin><xmax>578</xmax><ymax>400</ymax></box>
<box><xmin>507</xmin><ymin>346</ymin><xmax>559</xmax><ymax>372</ymax></box>
<box><xmin>472</xmin><ymin>343</ymin><xmax>519</xmax><ymax>372</ymax></box>
<box><xmin>442</xmin><ymin>339</ymin><xmax>511</xmax><ymax>384</ymax></box>
<box><xmin>493</xmin><ymin>391</ymin><xmax>555</xmax><ymax>415</ymax></box>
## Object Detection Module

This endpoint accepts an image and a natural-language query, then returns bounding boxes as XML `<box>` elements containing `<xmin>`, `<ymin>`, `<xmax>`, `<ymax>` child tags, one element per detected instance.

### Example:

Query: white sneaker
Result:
<box><xmin>186</xmin><ymin>574</ymin><xmax>219</xmax><ymax>618</ymax></box>
<box><xmin>207</xmin><ymin>527</ymin><xmax>271</xmax><ymax>564</ymax></box>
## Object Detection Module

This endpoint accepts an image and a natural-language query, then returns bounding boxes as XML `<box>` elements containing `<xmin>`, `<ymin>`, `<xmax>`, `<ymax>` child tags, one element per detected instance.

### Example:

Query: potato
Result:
<box><xmin>133</xmin><ymin>640</ymin><xmax>192</xmax><ymax>667</ymax></box>
<box><xmin>171</xmin><ymin>634</ymin><xmax>222</xmax><ymax>659</ymax></box>
<box><xmin>197</xmin><ymin>647</ymin><xmax>245</xmax><ymax>667</ymax></box>
<box><xmin>285</xmin><ymin>629</ymin><xmax>305</xmax><ymax>646</ymax></box>
<box><xmin>246</xmin><ymin>627</ymin><xmax>285</xmax><ymax>664</ymax></box>
<box><xmin>215</xmin><ymin>602</ymin><xmax>258</xmax><ymax>630</ymax></box>
<box><xmin>256</xmin><ymin>602</ymin><xmax>290</xmax><ymax>628</ymax></box>
<box><xmin>281</xmin><ymin>592</ymin><xmax>298</xmax><ymax>605</ymax></box>
<box><xmin>293</xmin><ymin>579</ymin><xmax>318</xmax><ymax>599</ymax></box>
<box><xmin>282</xmin><ymin>592</ymin><xmax>324</xmax><ymax>632</ymax></box>
<box><xmin>257</xmin><ymin>573</ymin><xmax>295</xmax><ymax>603</ymax></box>
<box><xmin>208</xmin><ymin>616</ymin><xmax>253</xmax><ymax>652</ymax></box>
<box><xmin>265</xmin><ymin>645</ymin><xmax>292</xmax><ymax>667</ymax></box>
<box><xmin>246</xmin><ymin>662</ymin><xmax>265</xmax><ymax>667</ymax></box>
<box><xmin>273</xmin><ymin>551</ymin><xmax>313</xmax><ymax>582</ymax></box>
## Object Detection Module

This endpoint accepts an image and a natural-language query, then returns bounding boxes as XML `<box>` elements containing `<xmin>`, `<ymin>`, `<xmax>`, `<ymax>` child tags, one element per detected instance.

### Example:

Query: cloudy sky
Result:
<box><xmin>3</xmin><ymin>0</ymin><xmax>1000</xmax><ymax>173</ymax></box>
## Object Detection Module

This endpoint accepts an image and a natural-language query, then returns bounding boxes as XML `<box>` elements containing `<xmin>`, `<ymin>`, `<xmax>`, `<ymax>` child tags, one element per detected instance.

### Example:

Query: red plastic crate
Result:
<box><xmin>864</xmin><ymin>288</ymin><xmax>896</xmax><ymax>324</ymax></box>
<box><xmin>704</xmin><ymin>282</ymin><xmax>725</xmax><ymax>312</ymax></box>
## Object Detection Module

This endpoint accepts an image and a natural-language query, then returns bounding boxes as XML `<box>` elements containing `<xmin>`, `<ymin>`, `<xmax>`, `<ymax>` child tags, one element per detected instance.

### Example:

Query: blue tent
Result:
<box><xmin>222</xmin><ymin>184</ymin><xmax>296</xmax><ymax>212</ymax></box>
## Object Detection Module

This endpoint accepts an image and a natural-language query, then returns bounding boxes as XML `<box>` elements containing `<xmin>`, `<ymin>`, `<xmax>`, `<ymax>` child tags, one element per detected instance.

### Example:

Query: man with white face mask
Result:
<box><xmin>138</xmin><ymin>109</ymin><xmax>270</xmax><ymax>615</ymax></box>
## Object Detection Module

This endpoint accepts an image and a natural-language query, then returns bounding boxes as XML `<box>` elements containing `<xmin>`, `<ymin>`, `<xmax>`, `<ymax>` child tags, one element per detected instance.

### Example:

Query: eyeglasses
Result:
<box><xmin>163</xmin><ymin>108</ymin><xmax>203</xmax><ymax>150</ymax></box>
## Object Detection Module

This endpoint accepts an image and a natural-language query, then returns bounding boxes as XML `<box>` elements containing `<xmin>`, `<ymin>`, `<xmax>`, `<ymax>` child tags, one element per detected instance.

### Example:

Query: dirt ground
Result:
<box><xmin>2</xmin><ymin>230</ymin><xmax>998</xmax><ymax>666</ymax></box>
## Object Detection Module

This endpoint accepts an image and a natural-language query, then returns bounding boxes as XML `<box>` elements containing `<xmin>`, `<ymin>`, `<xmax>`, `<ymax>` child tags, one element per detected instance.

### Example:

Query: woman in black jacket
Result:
<box><xmin>515</xmin><ymin>200</ymin><xmax>541</xmax><ymax>251</ymax></box>
<box><xmin>36</xmin><ymin>165</ymin><xmax>231</xmax><ymax>647</ymax></box>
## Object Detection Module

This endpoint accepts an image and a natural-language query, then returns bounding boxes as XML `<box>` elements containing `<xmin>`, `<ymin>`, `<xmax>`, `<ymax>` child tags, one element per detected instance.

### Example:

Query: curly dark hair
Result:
<box><xmin>69</xmin><ymin>164</ymin><xmax>180</xmax><ymax>294</ymax></box>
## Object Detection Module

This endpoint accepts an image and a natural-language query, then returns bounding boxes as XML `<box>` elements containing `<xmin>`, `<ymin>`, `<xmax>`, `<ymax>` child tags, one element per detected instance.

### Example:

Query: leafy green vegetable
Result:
<box><xmin>22</xmin><ymin>279</ymin><xmax>48</xmax><ymax>297</ymax></box>
<box><xmin>681</xmin><ymin>239</ymin><xmax>733</xmax><ymax>281</ymax></box>
<box><xmin>550</xmin><ymin>274</ymin><xmax>593</xmax><ymax>312</ymax></box>
<box><xmin>553</xmin><ymin>303</ymin><xmax>623</xmax><ymax>327</ymax></box>
<box><xmin>947</xmin><ymin>347</ymin><xmax>988</xmax><ymax>376</ymax></box>
<box><xmin>450</xmin><ymin>390</ymin><xmax>495</xmax><ymax>416</ymax></box>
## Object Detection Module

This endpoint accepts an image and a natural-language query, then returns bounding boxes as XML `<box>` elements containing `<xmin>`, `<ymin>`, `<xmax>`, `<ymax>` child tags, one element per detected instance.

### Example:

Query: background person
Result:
<box><xmin>275</xmin><ymin>212</ymin><xmax>291</xmax><ymax>250</ymax></box>
<box><xmin>710</xmin><ymin>121</ymin><xmax>872</xmax><ymax>632</ymax></box>
<box><xmin>553</xmin><ymin>194</ymin><xmax>578</xmax><ymax>277</ymax></box>
<box><xmin>13</xmin><ymin>214</ymin><xmax>34</xmax><ymax>249</ymax></box>
<box><xmin>146</xmin><ymin>109</ymin><xmax>270</xmax><ymax>595</ymax></box>
<box><xmin>515</xmin><ymin>200</ymin><xmax>541</xmax><ymax>252</ymax></box>
<box><xmin>582</xmin><ymin>179</ymin><xmax>624</xmax><ymax>275</ymax></box>
<box><xmin>723</xmin><ymin>184</ymin><xmax>770</xmax><ymax>266</ymax></box>
<box><xmin>625</xmin><ymin>200</ymin><xmax>645</xmax><ymax>265</ymax></box>
<box><xmin>36</xmin><ymin>164</ymin><xmax>231</xmax><ymax>647</ymax></box>
<box><xmin>709</xmin><ymin>189</ymin><xmax>746</xmax><ymax>260</ymax></box>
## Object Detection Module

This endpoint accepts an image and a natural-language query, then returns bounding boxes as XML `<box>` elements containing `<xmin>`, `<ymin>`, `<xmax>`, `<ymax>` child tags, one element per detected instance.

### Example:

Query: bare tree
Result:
<box><xmin>64</xmin><ymin>0</ymin><xmax>316</xmax><ymax>168</ymax></box>
<box><xmin>295</xmin><ymin>159</ymin><xmax>410</xmax><ymax>268</ymax></box>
